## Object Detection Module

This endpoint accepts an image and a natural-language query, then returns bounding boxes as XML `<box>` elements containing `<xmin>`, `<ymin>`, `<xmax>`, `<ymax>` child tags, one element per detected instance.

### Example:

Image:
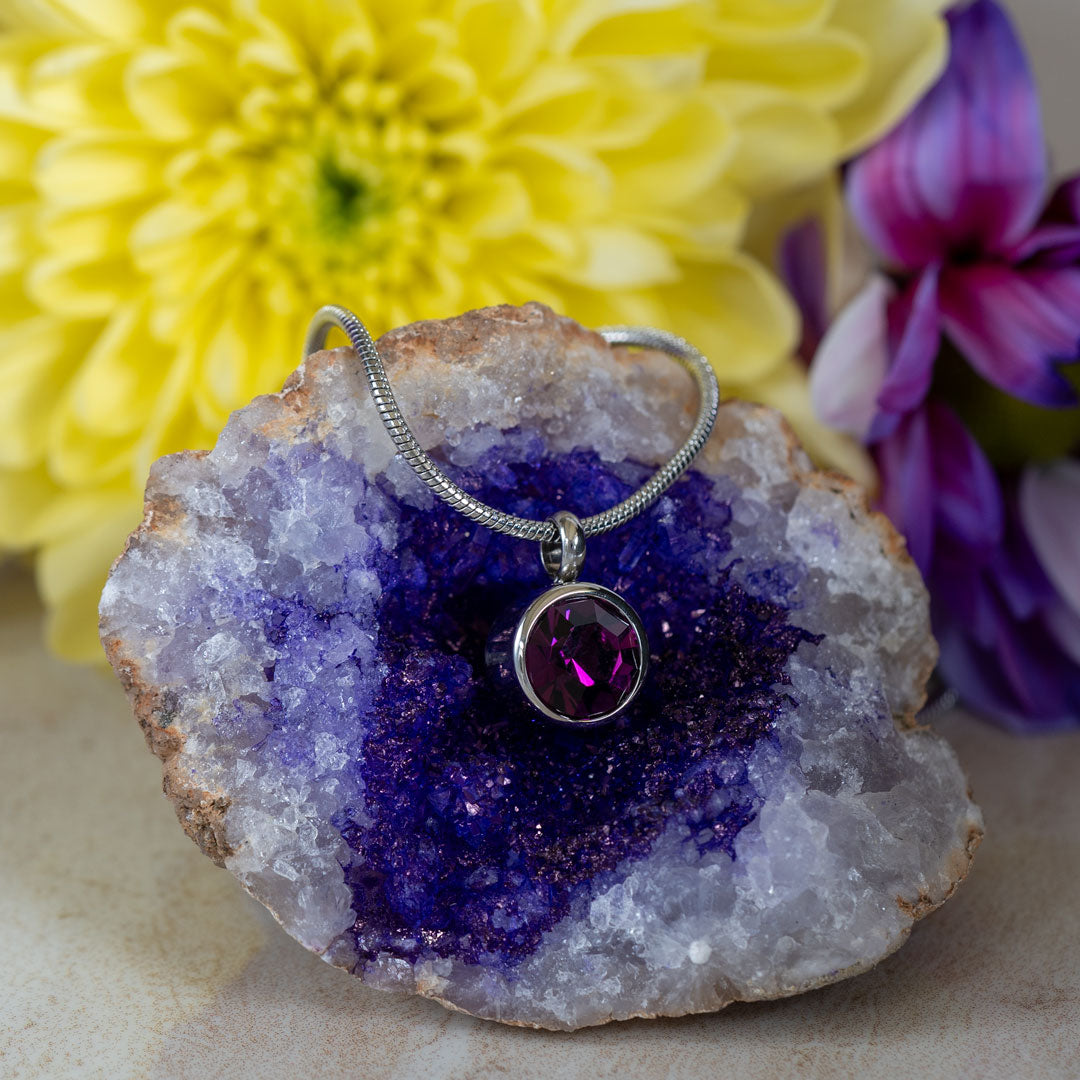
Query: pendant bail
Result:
<box><xmin>540</xmin><ymin>511</ymin><xmax>586</xmax><ymax>583</ymax></box>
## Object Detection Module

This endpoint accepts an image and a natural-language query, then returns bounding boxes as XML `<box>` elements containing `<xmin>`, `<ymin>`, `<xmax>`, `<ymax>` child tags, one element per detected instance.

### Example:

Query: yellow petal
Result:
<box><xmin>190</xmin><ymin>283</ymin><xmax>297</xmax><ymax>422</ymax></box>
<box><xmin>719</xmin><ymin>92</ymin><xmax>840</xmax><ymax>199</ymax></box>
<box><xmin>501</xmin><ymin>63</ymin><xmax>606</xmax><ymax>137</ymax></box>
<box><xmin>742</xmin><ymin>175</ymin><xmax>854</xmax><ymax>317</ymax></box>
<box><xmin>37</xmin><ymin>201</ymin><xmax>141</xmax><ymax>255</ymax></box>
<box><xmin>0</xmin><ymin>462</ymin><xmax>62</xmax><ymax>548</ymax></box>
<box><xmin>66</xmin><ymin>303</ymin><xmax>173</xmax><ymax>439</ymax></box>
<box><xmin>553</xmin><ymin>0</ymin><xmax>711</xmax><ymax>58</ymax></box>
<box><xmin>658</xmin><ymin>252</ymin><xmax>798</xmax><ymax>383</ymax></box>
<box><xmin>130</xmin><ymin>200</ymin><xmax>245</xmax><ymax>338</ymax></box>
<box><xmin>20</xmin><ymin>0</ymin><xmax>151</xmax><ymax>42</ymax></box>
<box><xmin>0</xmin><ymin>462</ymin><xmax>133</xmax><ymax>550</ymax></box>
<box><xmin>0</xmin><ymin>316</ymin><xmax>92</xmax><ymax>469</ymax></box>
<box><xmin>131</xmin><ymin>353</ymin><xmax>209</xmax><ymax>483</ymax></box>
<box><xmin>0</xmin><ymin>117</ymin><xmax>51</xmax><ymax>183</ymax></box>
<box><xmin>129</xmin><ymin>198</ymin><xmax>219</xmax><ymax>272</ymax></box>
<box><xmin>45</xmin><ymin>305</ymin><xmax>195</xmax><ymax>486</ymax></box>
<box><xmin>37</xmin><ymin>491</ymin><xmax>143</xmax><ymax>662</ymax></box>
<box><xmin>166</xmin><ymin>7</ymin><xmax>241</xmax><ymax>71</ymax></box>
<box><xmin>401</xmin><ymin>55</ymin><xmax>479</xmax><ymax>122</ymax></box>
<box><xmin>634</xmin><ymin>178</ymin><xmax>748</xmax><ymax>258</ymax></box>
<box><xmin>48</xmin><ymin>315</ymin><xmax>206</xmax><ymax>488</ymax></box>
<box><xmin>558</xmin><ymin>280</ymin><xmax>668</xmax><ymax>330</ymax></box>
<box><xmin>561</xmin><ymin>224</ymin><xmax>680</xmax><ymax>289</ymax></box>
<box><xmin>447</xmin><ymin>170</ymin><xmax>531</xmax><ymax>239</ymax></box>
<box><xmin>0</xmin><ymin>202</ymin><xmax>38</xmax><ymax>274</ymax></box>
<box><xmin>125</xmin><ymin>49</ymin><xmax>233</xmax><ymax>141</ymax></box>
<box><xmin>26</xmin><ymin>43</ymin><xmax>134</xmax><ymax>128</ymax></box>
<box><xmin>27</xmin><ymin>248</ymin><xmax>140</xmax><ymax>319</ymax></box>
<box><xmin>0</xmin><ymin>270</ymin><xmax>37</xmax><ymax>330</ymax></box>
<box><xmin>710</xmin><ymin>0</ymin><xmax>833</xmax><ymax>38</ymax></box>
<box><xmin>47</xmin><ymin>415</ymin><xmax>137</xmax><ymax>487</ymax></box>
<box><xmin>45</xmin><ymin>581</ymin><xmax>113</xmax><ymax>662</ymax></box>
<box><xmin>742</xmin><ymin>356</ymin><xmax>878</xmax><ymax>491</ymax></box>
<box><xmin>35</xmin><ymin>132</ymin><xmax>163</xmax><ymax>208</ymax></box>
<box><xmin>455</xmin><ymin>0</ymin><xmax>543</xmax><ymax>87</ymax></box>
<box><xmin>379</xmin><ymin>19</ymin><xmax>456</xmax><ymax>82</ymax></box>
<box><xmin>245</xmin><ymin>0</ymin><xmax>376</xmax><ymax>81</ymax></box>
<box><xmin>605</xmin><ymin>95</ymin><xmax>734</xmax><ymax>208</ymax></box>
<box><xmin>706</xmin><ymin>30</ymin><xmax>867</xmax><ymax>111</ymax></box>
<box><xmin>500</xmin><ymin>136</ymin><xmax>611</xmax><ymax>220</ymax></box>
<box><xmin>829</xmin><ymin>0</ymin><xmax>947</xmax><ymax>153</ymax></box>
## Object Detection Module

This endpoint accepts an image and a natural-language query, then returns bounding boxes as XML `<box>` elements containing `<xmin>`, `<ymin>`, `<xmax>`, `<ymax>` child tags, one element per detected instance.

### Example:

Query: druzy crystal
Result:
<box><xmin>100</xmin><ymin>304</ymin><xmax>982</xmax><ymax>1030</ymax></box>
<box><xmin>523</xmin><ymin>592</ymin><xmax>642</xmax><ymax>720</ymax></box>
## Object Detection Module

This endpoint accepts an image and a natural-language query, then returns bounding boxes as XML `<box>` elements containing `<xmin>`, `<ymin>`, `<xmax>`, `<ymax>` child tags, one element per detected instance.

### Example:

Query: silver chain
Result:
<box><xmin>303</xmin><ymin>305</ymin><xmax>720</xmax><ymax>543</ymax></box>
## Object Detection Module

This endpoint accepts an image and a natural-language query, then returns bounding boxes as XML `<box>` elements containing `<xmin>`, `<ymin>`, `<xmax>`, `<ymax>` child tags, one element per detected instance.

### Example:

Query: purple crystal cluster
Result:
<box><xmin>101</xmin><ymin>305</ymin><xmax>981</xmax><ymax>1030</ymax></box>
<box><xmin>334</xmin><ymin>441</ymin><xmax>819</xmax><ymax>968</ymax></box>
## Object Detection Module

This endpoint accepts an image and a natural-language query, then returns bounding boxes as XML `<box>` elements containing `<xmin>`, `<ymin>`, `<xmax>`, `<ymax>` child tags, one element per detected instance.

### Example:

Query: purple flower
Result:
<box><xmin>807</xmin><ymin>0</ymin><xmax>1080</xmax><ymax>730</ymax></box>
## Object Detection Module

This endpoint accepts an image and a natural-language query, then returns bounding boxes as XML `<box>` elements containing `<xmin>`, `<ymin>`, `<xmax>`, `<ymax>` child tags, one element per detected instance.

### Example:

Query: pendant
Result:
<box><xmin>490</xmin><ymin>511</ymin><xmax>648</xmax><ymax>726</ymax></box>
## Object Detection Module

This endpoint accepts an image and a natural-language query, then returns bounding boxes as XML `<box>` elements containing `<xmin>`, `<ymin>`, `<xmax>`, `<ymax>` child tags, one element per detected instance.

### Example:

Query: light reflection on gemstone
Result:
<box><xmin>523</xmin><ymin>594</ymin><xmax>643</xmax><ymax>720</ymax></box>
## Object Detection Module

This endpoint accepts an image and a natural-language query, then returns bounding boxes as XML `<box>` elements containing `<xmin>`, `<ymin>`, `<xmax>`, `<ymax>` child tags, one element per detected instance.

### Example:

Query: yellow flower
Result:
<box><xmin>0</xmin><ymin>0</ymin><xmax>947</xmax><ymax>660</ymax></box>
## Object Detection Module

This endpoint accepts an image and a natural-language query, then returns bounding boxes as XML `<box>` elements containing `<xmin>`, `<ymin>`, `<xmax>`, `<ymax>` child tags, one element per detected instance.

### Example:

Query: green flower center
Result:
<box><xmin>315</xmin><ymin>154</ymin><xmax>390</xmax><ymax>235</ymax></box>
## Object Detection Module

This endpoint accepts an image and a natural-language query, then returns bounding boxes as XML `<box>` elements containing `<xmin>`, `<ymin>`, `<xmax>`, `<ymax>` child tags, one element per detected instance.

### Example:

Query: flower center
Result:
<box><xmin>315</xmin><ymin>154</ymin><xmax>389</xmax><ymax>235</ymax></box>
<box><xmin>256</xmin><ymin>112</ymin><xmax>446</xmax><ymax>299</ymax></box>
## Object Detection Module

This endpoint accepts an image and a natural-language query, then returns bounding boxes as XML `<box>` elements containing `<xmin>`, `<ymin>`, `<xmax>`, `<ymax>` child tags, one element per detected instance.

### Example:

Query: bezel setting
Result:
<box><xmin>511</xmin><ymin>581</ymin><xmax>649</xmax><ymax>725</ymax></box>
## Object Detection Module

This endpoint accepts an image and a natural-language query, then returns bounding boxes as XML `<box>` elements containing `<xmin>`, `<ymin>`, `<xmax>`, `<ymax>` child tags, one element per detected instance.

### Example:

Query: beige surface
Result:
<box><xmin>2</xmin><ymin>558</ymin><xmax>1079</xmax><ymax>1080</ymax></box>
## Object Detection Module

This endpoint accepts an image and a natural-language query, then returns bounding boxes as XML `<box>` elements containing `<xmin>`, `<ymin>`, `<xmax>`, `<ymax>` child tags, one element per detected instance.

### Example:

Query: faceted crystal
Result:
<box><xmin>523</xmin><ymin>593</ymin><xmax>642</xmax><ymax>720</ymax></box>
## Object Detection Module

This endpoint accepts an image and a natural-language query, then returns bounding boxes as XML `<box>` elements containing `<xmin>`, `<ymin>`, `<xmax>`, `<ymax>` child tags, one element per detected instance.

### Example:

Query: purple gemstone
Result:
<box><xmin>523</xmin><ymin>594</ymin><xmax>643</xmax><ymax>720</ymax></box>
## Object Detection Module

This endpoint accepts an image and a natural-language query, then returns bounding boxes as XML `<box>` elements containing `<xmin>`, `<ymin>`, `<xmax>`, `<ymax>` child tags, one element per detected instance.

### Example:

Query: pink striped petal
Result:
<box><xmin>1019</xmin><ymin>460</ymin><xmax>1080</xmax><ymax>616</ymax></box>
<box><xmin>927</xmin><ymin>400</ymin><xmax>1004</xmax><ymax>552</ymax></box>
<box><xmin>808</xmin><ymin>275</ymin><xmax>891</xmax><ymax>441</ymax></box>
<box><xmin>847</xmin><ymin>0</ymin><xmax>1046</xmax><ymax>269</ymax></box>
<box><xmin>1007</xmin><ymin>223</ymin><xmax>1080</xmax><ymax>265</ymax></box>
<box><xmin>877</xmin><ymin>265</ymin><xmax>941</xmax><ymax>415</ymax></box>
<box><xmin>937</xmin><ymin>603</ymin><xmax>1080</xmax><ymax>730</ymax></box>
<box><xmin>939</xmin><ymin>264</ymin><xmax>1080</xmax><ymax>406</ymax></box>
<box><xmin>1013</xmin><ymin>176</ymin><xmax>1080</xmax><ymax>263</ymax></box>
<box><xmin>874</xmin><ymin>408</ymin><xmax>934</xmax><ymax>574</ymax></box>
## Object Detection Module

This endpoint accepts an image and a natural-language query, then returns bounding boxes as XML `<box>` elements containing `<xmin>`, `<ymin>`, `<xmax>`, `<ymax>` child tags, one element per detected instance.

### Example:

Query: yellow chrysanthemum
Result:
<box><xmin>0</xmin><ymin>0</ymin><xmax>947</xmax><ymax>660</ymax></box>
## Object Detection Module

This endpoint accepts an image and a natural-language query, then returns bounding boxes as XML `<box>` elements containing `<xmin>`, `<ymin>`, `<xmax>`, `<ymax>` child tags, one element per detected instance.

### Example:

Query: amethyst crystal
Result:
<box><xmin>521</xmin><ymin>590</ymin><xmax>644</xmax><ymax>720</ymax></box>
<box><xmin>100</xmin><ymin>304</ymin><xmax>981</xmax><ymax>1030</ymax></box>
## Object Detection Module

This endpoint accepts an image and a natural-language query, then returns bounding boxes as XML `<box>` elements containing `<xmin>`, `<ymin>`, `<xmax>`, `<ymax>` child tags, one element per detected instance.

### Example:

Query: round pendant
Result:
<box><xmin>512</xmin><ymin>581</ymin><xmax>648</xmax><ymax>725</ymax></box>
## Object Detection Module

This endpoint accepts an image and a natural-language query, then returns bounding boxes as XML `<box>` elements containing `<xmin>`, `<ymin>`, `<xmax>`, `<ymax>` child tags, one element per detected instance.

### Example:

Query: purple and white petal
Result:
<box><xmin>939</xmin><ymin>264</ymin><xmax>1080</xmax><ymax>407</ymax></box>
<box><xmin>936</xmin><ymin>604</ymin><xmax>1080</xmax><ymax>732</ymax></box>
<box><xmin>1019</xmin><ymin>459</ymin><xmax>1080</xmax><ymax>616</ymax></box>
<box><xmin>809</xmin><ymin>274</ymin><xmax>892</xmax><ymax>441</ymax></box>
<box><xmin>927</xmin><ymin>400</ymin><xmax>1004</xmax><ymax>554</ymax></box>
<box><xmin>847</xmin><ymin>0</ymin><xmax>1046</xmax><ymax>269</ymax></box>
<box><xmin>1007</xmin><ymin>223</ymin><xmax>1080</xmax><ymax>266</ymax></box>
<box><xmin>1011</xmin><ymin>175</ymin><xmax>1080</xmax><ymax>264</ymax></box>
<box><xmin>877</xmin><ymin>265</ymin><xmax>941</xmax><ymax>416</ymax></box>
<box><xmin>874</xmin><ymin>408</ymin><xmax>935</xmax><ymax>574</ymax></box>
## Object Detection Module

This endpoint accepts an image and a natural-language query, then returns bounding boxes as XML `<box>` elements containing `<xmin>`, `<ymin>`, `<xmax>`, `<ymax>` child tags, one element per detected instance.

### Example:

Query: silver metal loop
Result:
<box><xmin>303</xmin><ymin>305</ymin><xmax>720</xmax><ymax>542</ymax></box>
<box><xmin>540</xmin><ymin>511</ymin><xmax>586</xmax><ymax>583</ymax></box>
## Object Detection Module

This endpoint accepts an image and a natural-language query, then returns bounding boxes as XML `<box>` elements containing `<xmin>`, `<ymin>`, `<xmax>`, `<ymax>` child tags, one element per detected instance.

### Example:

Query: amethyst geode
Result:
<box><xmin>100</xmin><ymin>304</ymin><xmax>981</xmax><ymax>1030</ymax></box>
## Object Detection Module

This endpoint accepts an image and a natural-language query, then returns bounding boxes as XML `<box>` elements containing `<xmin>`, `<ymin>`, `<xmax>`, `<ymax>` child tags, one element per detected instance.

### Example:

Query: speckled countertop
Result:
<box><xmin>2</xmin><ymin>555</ymin><xmax>1079</xmax><ymax>1080</ymax></box>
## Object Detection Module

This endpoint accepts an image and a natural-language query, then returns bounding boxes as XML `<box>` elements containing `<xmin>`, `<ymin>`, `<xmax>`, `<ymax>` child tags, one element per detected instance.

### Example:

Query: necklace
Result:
<box><xmin>304</xmin><ymin>305</ymin><xmax>720</xmax><ymax>725</ymax></box>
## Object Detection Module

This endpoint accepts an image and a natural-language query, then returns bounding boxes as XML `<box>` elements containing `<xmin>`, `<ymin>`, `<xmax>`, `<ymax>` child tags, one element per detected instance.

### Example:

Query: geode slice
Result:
<box><xmin>100</xmin><ymin>304</ymin><xmax>981</xmax><ymax>1030</ymax></box>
